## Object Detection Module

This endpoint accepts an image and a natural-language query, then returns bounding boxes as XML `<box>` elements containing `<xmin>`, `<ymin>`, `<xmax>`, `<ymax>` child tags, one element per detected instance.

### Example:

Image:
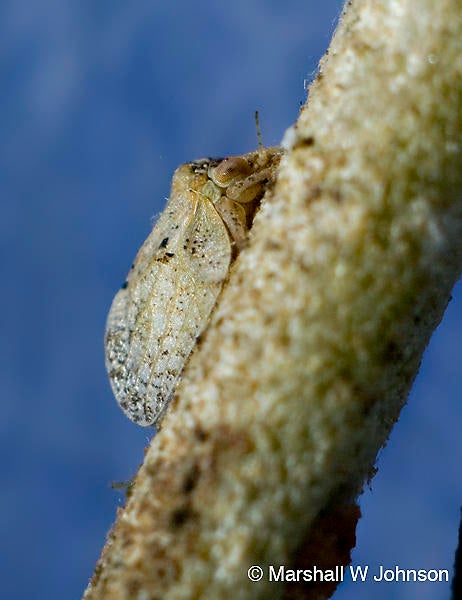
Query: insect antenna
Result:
<box><xmin>254</xmin><ymin>110</ymin><xmax>263</xmax><ymax>150</ymax></box>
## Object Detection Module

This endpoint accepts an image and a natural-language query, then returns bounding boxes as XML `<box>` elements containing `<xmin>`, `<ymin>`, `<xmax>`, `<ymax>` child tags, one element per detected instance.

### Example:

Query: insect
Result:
<box><xmin>105</xmin><ymin>146</ymin><xmax>282</xmax><ymax>426</ymax></box>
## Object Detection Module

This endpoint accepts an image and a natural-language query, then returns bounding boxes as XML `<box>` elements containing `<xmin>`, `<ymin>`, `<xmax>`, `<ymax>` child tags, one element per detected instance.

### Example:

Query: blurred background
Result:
<box><xmin>1</xmin><ymin>1</ymin><xmax>460</xmax><ymax>599</ymax></box>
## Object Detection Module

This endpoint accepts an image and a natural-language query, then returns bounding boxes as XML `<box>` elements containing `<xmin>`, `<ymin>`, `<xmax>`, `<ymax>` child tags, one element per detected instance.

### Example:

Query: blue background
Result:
<box><xmin>2</xmin><ymin>1</ymin><xmax>460</xmax><ymax>599</ymax></box>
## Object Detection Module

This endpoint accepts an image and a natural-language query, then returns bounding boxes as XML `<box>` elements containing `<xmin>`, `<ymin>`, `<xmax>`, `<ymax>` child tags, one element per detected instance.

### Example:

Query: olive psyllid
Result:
<box><xmin>105</xmin><ymin>146</ymin><xmax>282</xmax><ymax>426</ymax></box>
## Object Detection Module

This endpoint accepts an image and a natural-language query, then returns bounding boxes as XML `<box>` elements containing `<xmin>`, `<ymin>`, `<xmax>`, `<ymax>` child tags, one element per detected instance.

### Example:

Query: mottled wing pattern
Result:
<box><xmin>105</xmin><ymin>179</ymin><xmax>231</xmax><ymax>426</ymax></box>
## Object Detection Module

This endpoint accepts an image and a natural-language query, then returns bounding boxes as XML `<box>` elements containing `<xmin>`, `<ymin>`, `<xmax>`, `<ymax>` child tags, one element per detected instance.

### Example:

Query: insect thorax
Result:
<box><xmin>176</xmin><ymin>147</ymin><xmax>283</xmax><ymax>243</ymax></box>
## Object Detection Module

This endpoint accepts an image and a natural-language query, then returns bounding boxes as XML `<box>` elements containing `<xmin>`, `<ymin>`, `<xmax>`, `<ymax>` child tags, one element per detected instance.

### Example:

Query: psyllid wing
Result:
<box><xmin>105</xmin><ymin>166</ymin><xmax>232</xmax><ymax>426</ymax></box>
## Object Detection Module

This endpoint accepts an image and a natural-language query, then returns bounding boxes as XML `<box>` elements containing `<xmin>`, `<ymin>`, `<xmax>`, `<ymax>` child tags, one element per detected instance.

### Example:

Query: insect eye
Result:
<box><xmin>209</xmin><ymin>156</ymin><xmax>252</xmax><ymax>188</ymax></box>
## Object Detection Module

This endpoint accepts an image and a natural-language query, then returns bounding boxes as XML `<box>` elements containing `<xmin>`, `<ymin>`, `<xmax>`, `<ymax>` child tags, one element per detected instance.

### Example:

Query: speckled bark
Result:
<box><xmin>84</xmin><ymin>1</ymin><xmax>462</xmax><ymax>599</ymax></box>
